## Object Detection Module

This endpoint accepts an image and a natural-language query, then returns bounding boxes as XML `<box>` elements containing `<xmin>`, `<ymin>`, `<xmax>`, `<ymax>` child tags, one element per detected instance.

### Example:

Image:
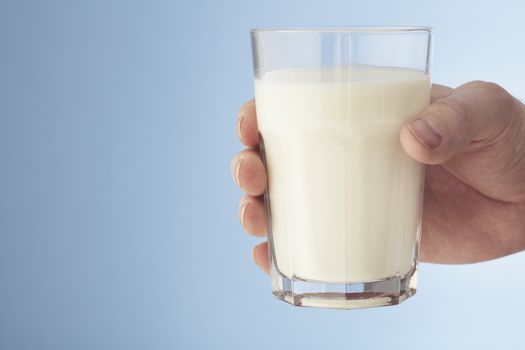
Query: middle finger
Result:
<box><xmin>231</xmin><ymin>148</ymin><xmax>267</xmax><ymax>196</ymax></box>
<box><xmin>238</xmin><ymin>195</ymin><xmax>268</xmax><ymax>237</ymax></box>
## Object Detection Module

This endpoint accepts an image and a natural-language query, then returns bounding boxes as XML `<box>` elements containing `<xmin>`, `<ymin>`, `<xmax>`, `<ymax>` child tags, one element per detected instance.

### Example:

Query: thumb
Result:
<box><xmin>400</xmin><ymin>81</ymin><xmax>517</xmax><ymax>165</ymax></box>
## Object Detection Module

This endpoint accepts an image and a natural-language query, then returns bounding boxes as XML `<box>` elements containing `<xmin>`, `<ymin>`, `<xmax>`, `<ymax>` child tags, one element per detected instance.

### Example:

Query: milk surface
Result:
<box><xmin>255</xmin><ymin>67</ymin><xmax>430</xmax><ymax>283</ymax></box>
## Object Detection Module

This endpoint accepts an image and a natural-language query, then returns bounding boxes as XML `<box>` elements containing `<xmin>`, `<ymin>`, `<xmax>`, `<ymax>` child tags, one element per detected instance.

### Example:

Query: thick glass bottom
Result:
<box><xmin>270</xmin><ymin>263</ymin><xmax>418</xmax><ymax>309</ymax></box>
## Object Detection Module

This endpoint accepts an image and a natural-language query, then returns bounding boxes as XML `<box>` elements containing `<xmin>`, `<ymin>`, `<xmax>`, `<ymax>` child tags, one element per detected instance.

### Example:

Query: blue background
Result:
<box><xmin>1</xmin><ymin>0</ymin><xmax>524</xmax><ymax>349</ymax></box>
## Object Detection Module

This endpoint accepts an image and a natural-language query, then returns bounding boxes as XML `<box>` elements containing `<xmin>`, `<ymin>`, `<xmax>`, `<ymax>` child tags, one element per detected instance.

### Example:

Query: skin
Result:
<box><xmin>231</xmin><ymin>81</ymin><xmax>525</xmax><ymax>274</ymax></box>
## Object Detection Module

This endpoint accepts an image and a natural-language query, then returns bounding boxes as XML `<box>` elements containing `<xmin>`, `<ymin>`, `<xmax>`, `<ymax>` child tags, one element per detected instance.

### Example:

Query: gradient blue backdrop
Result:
<box><xmin>1</xmin><ymin>1</ymin><xmax>524</xmax><ymax>349</ymax></box>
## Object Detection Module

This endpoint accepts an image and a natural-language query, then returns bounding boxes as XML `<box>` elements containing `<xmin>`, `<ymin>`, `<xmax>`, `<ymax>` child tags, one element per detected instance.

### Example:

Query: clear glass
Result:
<box><xmin>251</xmin><ymin>26</ymin><xmax>432</xmax><ymax>309</ymax></box>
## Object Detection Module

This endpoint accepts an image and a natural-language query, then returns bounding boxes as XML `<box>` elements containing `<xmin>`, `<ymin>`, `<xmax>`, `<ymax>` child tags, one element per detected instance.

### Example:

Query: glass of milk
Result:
<box><xmin>251</xmin><ymin>27</ymin><xmax>432</xmax><ymax>309</ymax></box>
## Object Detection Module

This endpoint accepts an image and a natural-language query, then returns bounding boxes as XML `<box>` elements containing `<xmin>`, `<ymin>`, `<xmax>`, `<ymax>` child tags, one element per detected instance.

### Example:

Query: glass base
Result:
<box><xmin>270</xmin><ymin>264</ymin><xmax>418</xmax><ymax>310</ymax></box>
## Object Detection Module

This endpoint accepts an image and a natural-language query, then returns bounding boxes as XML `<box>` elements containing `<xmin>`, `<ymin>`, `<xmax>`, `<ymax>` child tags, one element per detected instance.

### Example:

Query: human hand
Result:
<box><xmin>231</xmin><ymin>81</ymin><xmax>525</xmax><ymax>273</ymax></box>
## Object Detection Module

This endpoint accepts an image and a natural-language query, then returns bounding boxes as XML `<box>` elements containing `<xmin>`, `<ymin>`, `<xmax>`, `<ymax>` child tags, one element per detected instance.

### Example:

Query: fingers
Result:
<box><xmin>400</xmin><ymin>81</ymin><xmax>517</xmax><ymax>165</ymax></box>
<box><xmin>237</xmin><ymin>100</ymin><xmax>259</xmax><ymax>148</ymax></box>
<box><xmin>236</xmin><ymin>100</ymin><xmax>269</xmax><ymax>274</ymax></box>
<box><xmin>430</xmin><ymin>83</ymin><xmax>453</xmax><ymax>102</ymax></box>
<box><xmin>252</xmin><ymin>241</ymin><xmax>270</xmax><ymax>274</ymax></box>
<box><xmin>231</xmin><ymin>148</ymin><xmax>267</xmax><ymax>196</ymax></box>
<box><xmin>238</xmin><ymin>195</ymin><xmax>267</xmax><ymax>237</ymax></box>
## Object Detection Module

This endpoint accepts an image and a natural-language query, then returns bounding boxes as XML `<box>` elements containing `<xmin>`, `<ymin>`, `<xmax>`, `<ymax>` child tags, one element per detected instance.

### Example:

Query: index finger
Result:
<box><xmin>237</xmin><ymin>99</ymin><xmax>259</xmax><ymax>148</ymax></box>
<box><xmin>431</xmin><ymin>83</ymin><xmax>453</xmax><ymax>102</ymax></box>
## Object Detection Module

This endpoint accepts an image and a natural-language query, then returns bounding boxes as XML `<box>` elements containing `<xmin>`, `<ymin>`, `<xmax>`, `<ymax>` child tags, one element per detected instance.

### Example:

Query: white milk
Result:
<box><xmin>254</xmin><ymin>67</ymin><xmax>430</xmax><ymax>283</ymax></box>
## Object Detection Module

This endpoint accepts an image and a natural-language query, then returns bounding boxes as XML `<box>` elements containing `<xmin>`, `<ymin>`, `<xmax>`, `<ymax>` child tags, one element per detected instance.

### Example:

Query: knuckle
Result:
<box><xmin>469</xmin><ymin>80</ymin><xmax>504</xmax><ymax>94</ymax></box>
<box><xmin>466</xmin><ymin>80</ymin><xmax>515</xmax><ymax>118</ymax></box>
<box><xmin>464</xmin><ymin>81</ymin><xmax>512</xmax><ymax>108</ymax></box>
<box><xmin>462</xmin><ymin>79</ymin><xmax>489</xmax><ymax>89</ymax></box>
<box><xmin>481</xmin><ymin>81</ymin><xmax>502</xmax><ymax>93</ymax></box>
<box><xmin>434</xmin><ymin>97</ymin><xmax>471</xmax><ymax>128</ymax></box>
<box><xmin>483</xmin><ymin>82</ymin><xmax>514</xmax><ymax>115</ymax></box>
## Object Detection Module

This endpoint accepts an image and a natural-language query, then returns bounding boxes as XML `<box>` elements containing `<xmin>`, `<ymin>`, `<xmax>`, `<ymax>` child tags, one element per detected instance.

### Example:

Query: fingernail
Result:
<box><xmin>238</xmin><ymin>200</ymin><xmax>250</xmax><ymax>227</ymax></box>
<box><xmin>407</xmin><ymin>118</ymin><xmax>442</xmax><ymax>150</ymax></box>
<box><xmin>236</xmin><ymin>111</ymin><xmax>245</xmax><ymax>140</ymax></box>
<box><xmin>232</xmin><ymin>157</ymin><xmax>243</xmax><ymax>187</ymax></box>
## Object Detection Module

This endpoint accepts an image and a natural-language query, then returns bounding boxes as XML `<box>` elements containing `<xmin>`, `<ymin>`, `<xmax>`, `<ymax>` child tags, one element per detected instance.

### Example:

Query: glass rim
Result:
<box><xmin>251</xmin><ymin>26</ymin><xmax>433</xmax><ymax>34</ymax></box>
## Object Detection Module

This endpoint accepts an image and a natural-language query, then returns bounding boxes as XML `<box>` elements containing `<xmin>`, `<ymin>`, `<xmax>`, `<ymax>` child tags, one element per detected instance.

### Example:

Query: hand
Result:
<box><xmin>232</xmin><ymin>81</ymin><xmax>525</xmax><ymax>273</ymax></box>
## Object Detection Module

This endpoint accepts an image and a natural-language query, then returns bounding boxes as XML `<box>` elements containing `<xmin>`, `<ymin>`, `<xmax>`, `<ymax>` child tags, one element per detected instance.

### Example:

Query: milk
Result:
<box><xmin>254</xmin><ymin>67</ymin><xmax>430</xmax><ymax>283</ymax></box>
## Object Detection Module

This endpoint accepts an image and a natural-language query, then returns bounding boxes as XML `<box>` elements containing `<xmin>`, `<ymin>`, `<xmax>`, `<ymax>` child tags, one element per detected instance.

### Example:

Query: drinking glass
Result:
<box><xmin>251</xmin><ymin>26</ymin><xmax>432</xmax><ymax>309</ymax></box>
